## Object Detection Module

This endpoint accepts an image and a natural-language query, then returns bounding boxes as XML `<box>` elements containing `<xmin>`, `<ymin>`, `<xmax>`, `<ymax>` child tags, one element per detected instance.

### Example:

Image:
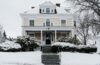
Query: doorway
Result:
<box><xmin>45</xmin><ymin>32</ymin><xmax>51</xmax><ymax>45</ymax></box>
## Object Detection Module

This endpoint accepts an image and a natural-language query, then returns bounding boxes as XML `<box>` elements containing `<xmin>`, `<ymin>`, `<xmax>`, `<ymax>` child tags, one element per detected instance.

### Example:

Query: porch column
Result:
<box><xmin>41</xmin><ymin>30</ymin><xmax>43</xmax><ymax>44</ymax></box>
<box><xmin>55</xmin><ymin>30</ymin><xmax>57</xmax><ymax>42</ymax></box>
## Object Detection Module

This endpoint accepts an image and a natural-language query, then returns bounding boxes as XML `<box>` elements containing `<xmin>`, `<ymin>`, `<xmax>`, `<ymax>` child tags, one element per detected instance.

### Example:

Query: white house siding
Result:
<box><xmin>21</xmin><ymin>14</ymin><xmax>74</xmax><ymax>27</ymax></box>
<box><xmin>20</xmin><ymin>1</ymin><xmax>75</xmax><ymax>44</ymax></box>
<box><xmin>35</xmin><ymin>18</ymin><xmax>45</xmax><ymax>26</ymax></box>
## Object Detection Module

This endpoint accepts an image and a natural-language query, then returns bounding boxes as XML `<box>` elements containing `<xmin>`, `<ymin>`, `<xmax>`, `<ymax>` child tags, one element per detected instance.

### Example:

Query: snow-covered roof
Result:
<box><xmin>23</xmin><ymin>1</ymin><xmax>71</xmax><ymax>14</ymax></box>
<box><xmin>24</xmin><ymin>6</ymin><xmax>39</xmax><ymax>14</ymax></box>
<box><xmin>39</xmin><ymin>1</ymin><xmax>55</xmax><ymax>7</ymax></box>
<box><xmin>24</xmin><ymin>6</ymin><xmax>70</xmax><ymax>14</ymax></box>
<box><xmin>56</xmin><ymin>7</ymin><xmax>69</xmax><ymax>14</ymax></box>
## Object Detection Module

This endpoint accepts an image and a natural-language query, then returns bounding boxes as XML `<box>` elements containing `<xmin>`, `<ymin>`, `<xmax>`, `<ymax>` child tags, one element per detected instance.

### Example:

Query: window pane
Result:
<box><xmin>61</xmin><ymin>20</ymin><xmax>66</xmax><ymax>26</ymax></box>
<box><xmin>46</xmin><ymin>19</ymin><xmax>50</xmax><ymax>26</ymax></box>
<box><xmin>51</xmin><ymin>23</ymin><xmax>53</xmax><ymax>26</ymax></box>
<box><xmin>43</xmin><ymin>9</ymin><xmax>44</xmax><ymax>12</ymax></box>
<box><xmin>30</xmin><ymin>20</ymin><xmax>34</xmax><ymax>26</ymax></box>
<box><xmin>46</xmin><ymin>8</ymin><xmax>50</xmax><ymax>13</ymax></box>
<box><xmin>43</xmin><ymin>23</ymin><xmax>45</xmax><ymax>26</ymax></box>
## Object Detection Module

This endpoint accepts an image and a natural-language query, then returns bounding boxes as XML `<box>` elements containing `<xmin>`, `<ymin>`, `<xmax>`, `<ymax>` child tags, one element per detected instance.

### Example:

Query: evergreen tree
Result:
<box><xmin>3</xmin><ymin>31</ymin><xmax>7</xmax><ymax>39</ymax></box>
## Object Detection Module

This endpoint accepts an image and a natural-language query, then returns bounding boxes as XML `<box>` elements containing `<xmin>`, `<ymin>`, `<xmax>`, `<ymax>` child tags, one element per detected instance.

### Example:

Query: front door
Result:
<box><xmin>46</xmin><ymin>32</ymin><xmax>51</xmax><ymax>45</ymax></box>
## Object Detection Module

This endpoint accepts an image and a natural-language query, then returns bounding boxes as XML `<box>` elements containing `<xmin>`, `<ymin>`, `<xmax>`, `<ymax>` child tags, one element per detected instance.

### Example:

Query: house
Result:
<box><xmin>20</xmin><ymin>1</ymin><xmax>75</xmax><ymax>45</ymax></box>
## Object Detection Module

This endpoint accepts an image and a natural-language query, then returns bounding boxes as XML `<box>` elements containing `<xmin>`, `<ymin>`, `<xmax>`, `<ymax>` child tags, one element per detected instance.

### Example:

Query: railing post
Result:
<box><xmin>55</xmin><ymin>30</ymin><xmax>57</xmax><ymax>42</ymax></box>
<box><xmin>41</xmin><ymin>30</ymin><xmax>43</xmax><ymax>44</ymax></box>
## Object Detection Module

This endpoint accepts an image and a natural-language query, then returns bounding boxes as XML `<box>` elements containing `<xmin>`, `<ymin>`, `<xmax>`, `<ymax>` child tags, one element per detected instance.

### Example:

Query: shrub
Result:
<box><xmin>5</xmin><ymin>48</ymin><xmax>21</xmax><ymax>52</ymax></box>
<box><xmin>67</xmin><ymin>36</ymin><xmax>81</xmax><ymax>45</ymax></box>
<box><xmin>51</xmin><ymin>43</ymin><xmax>97</xmax><ymax>53</ymax></box>
<box><xmin>51</xmin><ymin>46</ymin><xmax>62</xmax><ymax>53</ymax></box>
<box><xmin>62</xmin><ymin>46</ymin><xmax>76</xmax><ymax>52</ymax></box>
<box><xmin>76</xmin><ymin>47</ymin><xmax>97</xmax><ymax>53</ymax></box>
<box><xmin>58</xmin><ymin>36</ymin><xmax>81</xmax><ymax>45</ymax></box>
<box><xmin>16</xmin><ymin>37</ymin><xmax>39</xmax><ymax>51</ymax></box>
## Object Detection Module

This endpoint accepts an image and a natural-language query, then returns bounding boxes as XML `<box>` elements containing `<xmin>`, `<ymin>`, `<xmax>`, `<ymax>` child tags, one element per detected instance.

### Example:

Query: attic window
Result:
<box><xmin>51</xmin><ymin>9</ymin><xmax>53</xmax><ymax>12</ymax></box>
<box><xmin>46</xmin><ymin>8</ymin><xmax>50</xmax><ymax>13</ymax></box>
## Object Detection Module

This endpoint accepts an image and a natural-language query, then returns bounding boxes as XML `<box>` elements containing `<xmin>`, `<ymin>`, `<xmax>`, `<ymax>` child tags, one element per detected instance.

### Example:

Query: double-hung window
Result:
<box><xmin>46</xmin><ymin>19</ymin><xmax>50</xmax><ymax>26</ymax></box>
<box><xmin>61</xmin><ymin>20</ymin><xmax>66</xmax><ymax>26</ymax></box>
<box><xmin>30</xmin><ymin>20</ymin><xmax>34</xmax><ymax>26</ymax></box>
<box><xmin>46</xmin><ymin>8</ymin><xmax>50</xmax><ymax>13</ymax></box>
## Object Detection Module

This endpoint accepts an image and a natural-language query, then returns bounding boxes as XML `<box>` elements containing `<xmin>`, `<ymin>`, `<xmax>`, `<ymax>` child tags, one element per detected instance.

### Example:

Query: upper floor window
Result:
<box><xmin>30</xmin><ymin>20</ymin><xmax>34</xmax><ymax>26</ymax></box>
<box><xmin>61</xmin><ymin>20</ymin><xmax>66</xmax><ymax>26</ymax></box>
<box><xmin>43</xmin><ymin>9</ymin><xmax>44</xmax><ymax>12</ymax></box>
<box><xmin>51</xmin><ymin>23</ymin><xmax>53</xmax><ymax>26</ymax></box>
<box><xmin>43</xmin><ymin>23</ymin><xmax>45</xmax><ymax>26</ymax></box>
<box><xmin>46</xmin><ymin>8</ymin><xmax>50</xmax><ymax>13</ymax></box>
<box><xmin>46</xmin><ymin>19</ymin><xmax>50</xmax><ymax>26</ymax></box>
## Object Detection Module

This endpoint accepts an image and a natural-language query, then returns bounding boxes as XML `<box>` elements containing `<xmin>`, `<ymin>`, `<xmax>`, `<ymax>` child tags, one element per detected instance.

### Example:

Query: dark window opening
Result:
<box><xmin>40</xmin><ymin>9</ymin><xmax>41</xmax><ymax>13</ymax></box>
<box><xmin>61</xmin><ymin>20</ymin><xmax>66</xmax><ymax>26</ymax></box>
<box><xmin>46</xmin><ymin>19</ymin><xmax>50</xmax><ymax>26</ymax></box>
<box><xmin>46</xmin><ymin>8</ymin><xmax>50</xmax><ymax>13</ymax></box>
<box><xmin>30</xmin><ymin>20</ymin><xmax>34</xmax><ymax>26</ymax></box>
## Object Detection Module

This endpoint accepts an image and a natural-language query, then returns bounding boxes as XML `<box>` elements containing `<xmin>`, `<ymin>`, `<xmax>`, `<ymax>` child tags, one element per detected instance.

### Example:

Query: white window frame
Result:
<box><xmin>61</xmin><ymin>20</ymin><xmax>66</xmax><ymax>26</ymax></box>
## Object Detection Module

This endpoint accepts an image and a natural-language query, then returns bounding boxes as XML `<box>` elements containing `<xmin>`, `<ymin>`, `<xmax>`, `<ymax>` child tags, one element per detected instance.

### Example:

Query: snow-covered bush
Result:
<box><xmin>52</xmin><ymin>42</ymin><xmax>97</xmax><ymax>53</ymax></box>
<box><xmin>58</xmin><ymin>36</ymin><xmax>81</xmax><ymax>45</ymax></box>
<box><xmin>51</xmin><ymin>45</ymin><xmax>62</xmax><ymax>53</ymax></box>
<box><xmin>0</xmin><ymin>40</ymin><xmax>21</xmax><ymax>52</ymax></box>
<box><xmin>16</xmin><ymin>37</ymin><xmax>39</xmax><ymax>51</ymax></box>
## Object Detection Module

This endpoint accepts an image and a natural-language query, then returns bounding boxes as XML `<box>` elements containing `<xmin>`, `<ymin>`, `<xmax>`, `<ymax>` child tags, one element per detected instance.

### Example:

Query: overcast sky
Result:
<box><xmin>0</xmin><ymin>0</ymin><xmax>72</xmax><ymax>38</ymax></box>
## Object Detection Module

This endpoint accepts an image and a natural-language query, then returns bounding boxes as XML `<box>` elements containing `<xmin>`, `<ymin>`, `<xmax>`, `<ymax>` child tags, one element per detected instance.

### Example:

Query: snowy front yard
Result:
<box><xmin>0</xmin><ymin>51</ymin><xmax>42</xmax><ymax>65</ymax></box>
<box><xmin>61</xmin><ymin>52</ymin><xmax>100</xmax><ymax>65</ymax></box>
<box><xmin>0</xmin><ymin>51</ymin><xmax>100</xmax><ymax>65</ymax></box>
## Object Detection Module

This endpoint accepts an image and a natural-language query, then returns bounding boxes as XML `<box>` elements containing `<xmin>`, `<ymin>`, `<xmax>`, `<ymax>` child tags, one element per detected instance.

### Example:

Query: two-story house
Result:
<box><xmin>20</xmin><ymin>1</ymin><xmax>75</xmax><ymax>45</ymax></box>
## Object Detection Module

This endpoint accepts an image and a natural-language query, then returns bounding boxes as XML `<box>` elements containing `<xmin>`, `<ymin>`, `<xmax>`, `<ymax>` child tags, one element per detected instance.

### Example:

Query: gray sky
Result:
<box><xmin>0</xmin><ymin>0</ymin><xmax>71</xmax><ymax>38</ymax></box>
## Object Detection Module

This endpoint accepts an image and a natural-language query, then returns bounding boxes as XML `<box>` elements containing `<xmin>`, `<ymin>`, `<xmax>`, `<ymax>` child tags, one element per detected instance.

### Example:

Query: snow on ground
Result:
<box><xmin>0</xmin><ymin>40</ymin><xmax>21</xmax><ymax>50</ymax></box>
<box><xmin>96</xmin><ymin>38</ymin><xmax>100</xmax><ymax>53</ymax></box>
<box><xmin>0</xmin><ymin>51</ymin><xmax>100</xmax><ymax>65</ymax></box>
<box><xmin>61</xmin><ymin>52</ymin><xmax>100</xmax><ymax>65</ymax></box>
<box><xmin>0</xmin><ymin>51</ymin><xmax>42</xmax><ymax>65</ymax></box>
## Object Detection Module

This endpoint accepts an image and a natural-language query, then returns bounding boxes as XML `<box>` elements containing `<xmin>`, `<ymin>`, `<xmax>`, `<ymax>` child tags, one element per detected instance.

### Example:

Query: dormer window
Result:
<box><xmin>51</xmin><ymin>9</ymin><xmax>53</xmax><ymax>13</ymax></box>
<box><xmin>46</xmin><ymin>8</ymin><xmax>50</xmax><ymax>13</ymax></box>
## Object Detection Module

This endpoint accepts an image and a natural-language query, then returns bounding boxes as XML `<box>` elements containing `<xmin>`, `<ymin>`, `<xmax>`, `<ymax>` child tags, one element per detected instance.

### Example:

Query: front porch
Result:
<box><xmin>26</xmin><ymin>30</ymin><xmax>73</xmax><ymax>45</ymax></box>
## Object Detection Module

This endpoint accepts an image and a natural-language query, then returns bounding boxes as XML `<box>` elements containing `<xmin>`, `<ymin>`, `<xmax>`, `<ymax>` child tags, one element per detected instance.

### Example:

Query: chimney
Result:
<box><xmin>31</xmin><ymin>6</ymin><xmax>35</xmax><ymax>9</ymax></box>
<box><xmin>56</xmin><ymin>3</ymin><xmax>60</xmax><ymax>7</ymax></box>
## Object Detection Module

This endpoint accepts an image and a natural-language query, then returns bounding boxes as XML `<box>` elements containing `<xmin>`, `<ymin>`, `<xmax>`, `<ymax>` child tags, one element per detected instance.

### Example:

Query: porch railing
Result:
<box><xmin>22</xmin><ymin>26</ymin><xmax>74</xmax><ymax>31</ymax></box>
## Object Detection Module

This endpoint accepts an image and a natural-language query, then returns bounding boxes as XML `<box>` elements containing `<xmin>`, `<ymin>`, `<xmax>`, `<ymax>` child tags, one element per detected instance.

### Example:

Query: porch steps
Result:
<box><xmin>41</xmin><ymin>45</ymin><xmax>60</xmax><ymax>65</ymax></box>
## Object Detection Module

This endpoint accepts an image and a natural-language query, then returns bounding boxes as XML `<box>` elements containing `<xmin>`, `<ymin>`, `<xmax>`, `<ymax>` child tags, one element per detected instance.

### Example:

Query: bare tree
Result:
<box><xmin>66</xmin><ymin>0</ymin><xmax>100</xmax><ymax>44</ymax></box>
<box><xmin>68</xmin><ymin>0</ymin><xmax>100</xmax><ymax>24</ymax></box>
<box><xmin>77</xmin><ymin>15</ymin><xmax>91</xmax><ymax>45</ymax></box>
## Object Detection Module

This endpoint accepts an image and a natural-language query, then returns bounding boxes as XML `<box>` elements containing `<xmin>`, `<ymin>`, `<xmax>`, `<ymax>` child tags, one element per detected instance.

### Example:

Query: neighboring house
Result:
<box><xmin>20</xmin><ymin>1</ymin><xmax>75</xmax><ymax>45</ymax></box>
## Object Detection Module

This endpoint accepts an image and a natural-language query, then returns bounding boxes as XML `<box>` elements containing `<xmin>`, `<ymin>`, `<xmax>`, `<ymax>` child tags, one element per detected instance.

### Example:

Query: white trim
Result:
<box><xmin>41</xmin><ymin>30</ymin><xmax>43</xmax><ymax>44</ymax></box>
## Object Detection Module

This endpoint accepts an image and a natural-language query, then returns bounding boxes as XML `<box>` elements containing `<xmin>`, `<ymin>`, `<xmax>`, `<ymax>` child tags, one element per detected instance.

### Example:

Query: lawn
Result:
<box><xmin>0</xmin><ymin>51</ymin><xmax>100</xmax><ymax>65</ymax></box>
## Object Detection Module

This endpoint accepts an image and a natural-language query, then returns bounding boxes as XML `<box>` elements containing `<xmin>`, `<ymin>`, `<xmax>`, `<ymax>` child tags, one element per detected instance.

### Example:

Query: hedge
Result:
<box><xmin>51</xmin><ymin>45</ymin><xmax>97</xmax><ymax>53</ymax></box>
